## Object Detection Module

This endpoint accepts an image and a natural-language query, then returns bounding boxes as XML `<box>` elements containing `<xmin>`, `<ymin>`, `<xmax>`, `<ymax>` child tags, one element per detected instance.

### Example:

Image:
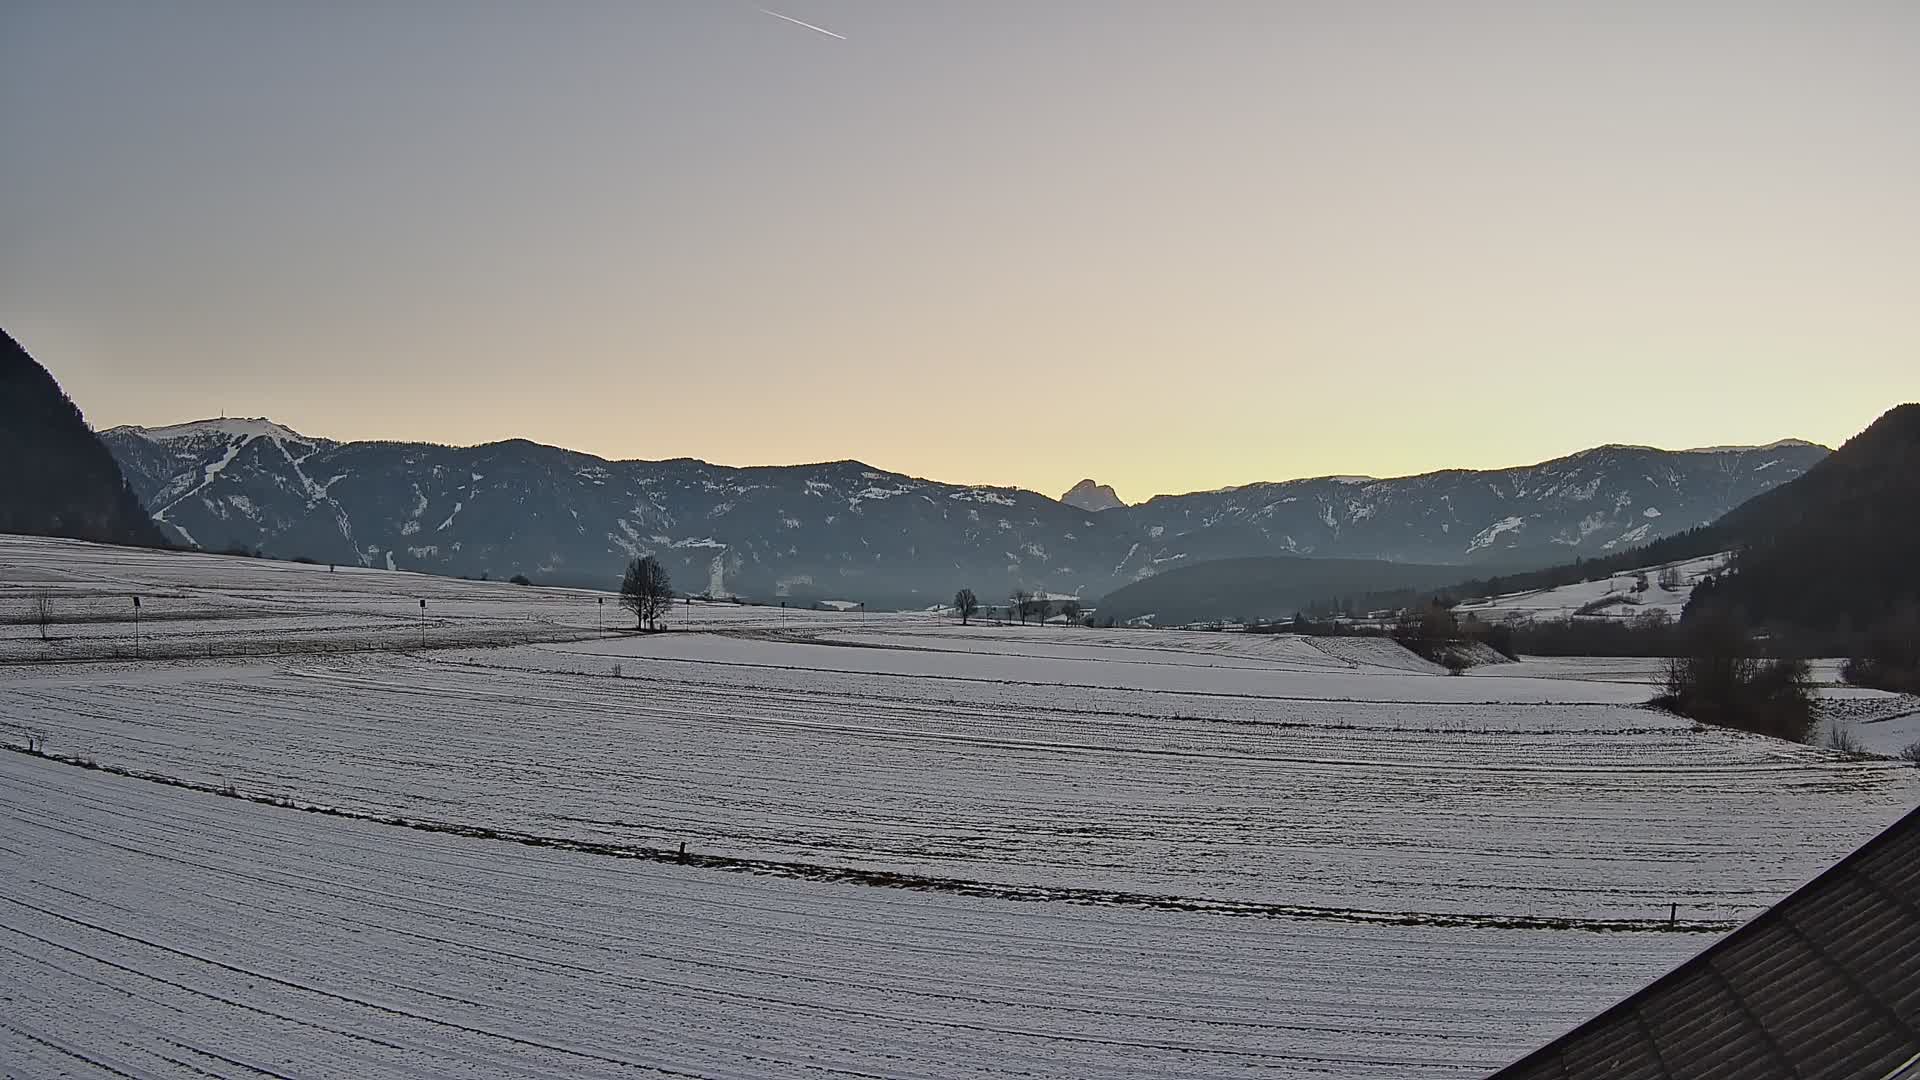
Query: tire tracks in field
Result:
<box><xmin>0</xmin><ymin>894</ymin><xmax>729</xmax><ymax>1079</ymax></box>
<box><xmin>8</xmin><ymin>810</ymin><xmax>1469</xmax><ymax>1049</ymax></box>
<box><xmin>6</xmin><ymin>770</ymin><xmax>1516</xmax><ymax>1064</ymax></box>
<box><xmin>434</xmin><ymin>650</ymin><xmax>1680</xmax><ymax>736</ymax></box>
<box><xmin>0</xmin><ymin>1017</ymin><xmax>146</xmax><ymax>1079</ymax></box>
<box><xmin>2</xmin><ymin>745</ymin><xmax>1736</xmax><ymax>935</ymax></box>
<box><xmin>291</xmin><ymin>665</ymin><xmax>1807</xmax><ymax>779</ymax></box>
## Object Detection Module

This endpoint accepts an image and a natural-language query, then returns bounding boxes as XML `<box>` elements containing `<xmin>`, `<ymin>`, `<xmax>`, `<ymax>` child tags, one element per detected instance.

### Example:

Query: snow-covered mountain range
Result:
<box><xmin>102</xmin><ymin>419</ymin><xmax>1828</xmax><ymax>605</ymax></box>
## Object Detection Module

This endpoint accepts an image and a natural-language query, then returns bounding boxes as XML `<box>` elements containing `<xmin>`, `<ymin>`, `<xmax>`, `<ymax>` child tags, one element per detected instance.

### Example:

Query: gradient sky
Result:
<box><xmin>4</xmin><ymin>2</ymin><xmax>1916</xmax><ymax>501</ymax></box>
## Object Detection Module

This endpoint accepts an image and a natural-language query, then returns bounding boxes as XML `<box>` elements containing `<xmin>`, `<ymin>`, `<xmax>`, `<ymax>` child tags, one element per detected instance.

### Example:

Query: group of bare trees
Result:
<box><xmin>1654</xmin><ymin>610</ymin><xmax>1816</xmax><ymax>742</ymax></box>
<box><xmin>620</xmin><ymin>556</ymin><xmax>674</xmax><ymax>631</ymax></box>
<box><xmin>953</xmin><ymin>587</ymin><xmax>1081</xmax><ymax>626</ymax></box>
<box><xmin>1013</xmin><ymin>589</ymin><xmax>1035</xmax><ymax>624</ymax></box>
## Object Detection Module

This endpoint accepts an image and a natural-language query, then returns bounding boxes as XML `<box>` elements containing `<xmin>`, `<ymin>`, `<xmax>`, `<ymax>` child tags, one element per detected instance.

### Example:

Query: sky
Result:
<box><xmin>3</xmin><ymin>2</ymin><xmax>1916</xmax><ymax>502</ymax></box>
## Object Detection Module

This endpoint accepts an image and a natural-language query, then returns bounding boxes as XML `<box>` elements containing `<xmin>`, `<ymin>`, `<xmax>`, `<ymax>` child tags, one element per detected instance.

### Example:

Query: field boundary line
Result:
<box><xmin>3</xmin><ymin>745</ymin><xmax>1737</xmax><ymax>935</ymax></box>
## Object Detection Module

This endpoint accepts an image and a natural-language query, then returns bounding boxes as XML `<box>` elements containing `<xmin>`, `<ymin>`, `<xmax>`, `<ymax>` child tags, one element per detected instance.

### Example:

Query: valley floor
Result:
<box><xmin>4</xmin><ymin>535</ymin><xmax>1917</xmax><ymax>1077</ymax></box>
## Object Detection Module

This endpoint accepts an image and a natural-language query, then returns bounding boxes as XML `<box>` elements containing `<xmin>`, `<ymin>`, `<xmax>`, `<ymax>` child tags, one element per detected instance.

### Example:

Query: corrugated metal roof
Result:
<box><xmin>1490</xmin><ymin>802</ymin><xmax>1920</xmax><ymax>1080</ymax></box>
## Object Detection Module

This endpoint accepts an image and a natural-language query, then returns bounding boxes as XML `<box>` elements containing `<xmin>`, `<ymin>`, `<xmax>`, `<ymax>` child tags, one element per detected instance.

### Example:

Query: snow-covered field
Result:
<box><xmin>0</xmin><ymin>534</ymin><xmax>920</xmax><ymax>661</ymax></box>
<box><xmin>1480</xmin><ymin>656</ymin><xmax>1920</xmax><ymax>757</ymax></box>
<box><xmin>4</xmin><ymin>535</ymin><xmax>1918</xmax><ymax>1078</ymax></box>
<box><xmin>0</xmin><ymin>750</ymin><xmax>1706</xmax><ymax>1079</ymax></box>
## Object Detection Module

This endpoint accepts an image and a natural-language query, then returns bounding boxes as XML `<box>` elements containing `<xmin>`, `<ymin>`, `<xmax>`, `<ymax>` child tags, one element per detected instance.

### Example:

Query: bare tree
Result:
<box><xmin>954</xmin><ymin>588</ymin><xmax>979</xmax><ymax>625</ymax></box>
<box><xmin>620</xmin><ymin>556</ymin><xmax>674</xmax><ymax>631</ymax></box>
<box><xmin>1657</xmin><ymin>565</ymin><xmax>1684</xmax><ymax>592</ymax></box>
<box><xmin>1011</xmin><ymin>589</ymin><xmax>1033</xmax><ymax>626</ymax></box>
<box><xmin>33</xmin><ymin>589</ymin><xmax>51</xmax><ymax>642</ymax></box>
<box><xmin>1058</xmin><ymin>599</ymin><xmax>1082</xmax><ymax>625</ymax></box>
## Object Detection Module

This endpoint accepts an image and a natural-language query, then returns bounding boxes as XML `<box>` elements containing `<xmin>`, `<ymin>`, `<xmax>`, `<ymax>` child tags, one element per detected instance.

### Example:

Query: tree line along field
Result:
<box><xmin>3</xmin><ymin>534</ymin><xmax>1918</xmax><ymax>1078</ymax></box>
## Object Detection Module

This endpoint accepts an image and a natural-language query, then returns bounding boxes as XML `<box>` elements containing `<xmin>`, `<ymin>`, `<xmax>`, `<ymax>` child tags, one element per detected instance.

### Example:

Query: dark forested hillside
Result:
<box><xmin>1302</xmin><ymin>527</ymin><xmax>1732</xmax><ymax>619</ymax></box>
<box><xmin>1316</xmin><ymin>404</ymin><xmax>1919</xmax><ymax>646</ymax></box>
<box><xmin>1094</xmin><ymin>556</ymin><xmax>1467</xmax><ymax>625</ymax></box>
<box><xmin>0</xmin><ymin>330</ymin><xmax>165</xmax><ymax>547</ymax></box>
<box><xmin>1700</xmin><ymin>403</ymin><xmax>1920</xmax><ymax>631</ymax></box>
<box><xmin>1338</xmin><ymin>404</ymin><xmax>1920</xmax><ymax>677</ymax></box>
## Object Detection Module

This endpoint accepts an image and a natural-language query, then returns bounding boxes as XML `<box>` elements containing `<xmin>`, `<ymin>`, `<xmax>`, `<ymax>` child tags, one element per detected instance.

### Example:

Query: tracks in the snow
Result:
<box><xmin>2</xmin><ymin>744</ymin><xmax>1736</xmax><ymax>935</ymax></box>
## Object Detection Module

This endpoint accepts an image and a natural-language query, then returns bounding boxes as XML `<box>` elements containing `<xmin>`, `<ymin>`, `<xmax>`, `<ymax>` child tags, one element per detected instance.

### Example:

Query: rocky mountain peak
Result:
<box><xmin>1061</xmin><ymin>479</ymin><xmax>1125</xmax><ymax>513</ymax></box>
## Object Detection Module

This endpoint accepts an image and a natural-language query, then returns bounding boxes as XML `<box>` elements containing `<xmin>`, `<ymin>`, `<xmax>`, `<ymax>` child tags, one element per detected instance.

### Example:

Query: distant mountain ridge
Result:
<box><xmin>99</xmin><ymin>417</ymin><xmax>1828</xmax><ymax>604</ymax></box>
<box><xmin>1095</xmin><ymin>556</ymin><xmax>1469</xmax><ymax>626</ymax></box>
<box><xmin>0</xmin><ymin>331</ymin><xmax>166</xmax><ymax>549</ymax></box>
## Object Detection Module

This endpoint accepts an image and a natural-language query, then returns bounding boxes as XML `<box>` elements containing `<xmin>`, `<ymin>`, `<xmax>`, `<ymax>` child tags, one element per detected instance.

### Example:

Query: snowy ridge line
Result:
<box><xmin>779</xmin><ymin>626</ymin><xmax>1366</xmax><ymax>671</ymax></box>
<box><xmin>442</xmin><ymin>654</ymin><xmax>1678</xmax><ymax>735</ymax></box>
<box><xmin>539</xmin><ymin>635</ymin><xmax>1630</xmax><ymax>709</ymax></box>
<box><xmin>740</xmin><ymin>627</ymin><xmax>1354</xmax><ymax>674</ymax></box>
<box><xmin>0</xmin><ymin>626</ymin><xmax>602</xmax><ymax>666</ymax></box>
<box><xmin>404</xmin><ymin>663</ymin><xmax>1722</xmax><ymax>773</ymax></box>
<box><xmin>1</xmin><ymin>745</ymin><xmax>1736</xmax><ymax>935</ymax></box>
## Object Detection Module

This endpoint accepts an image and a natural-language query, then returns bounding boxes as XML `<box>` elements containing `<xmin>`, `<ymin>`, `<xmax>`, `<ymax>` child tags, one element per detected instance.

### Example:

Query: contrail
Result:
<box><xmin>758</xmin><ymin>7</ymin><xmax>846</xmax><ymax>40</ymax></box>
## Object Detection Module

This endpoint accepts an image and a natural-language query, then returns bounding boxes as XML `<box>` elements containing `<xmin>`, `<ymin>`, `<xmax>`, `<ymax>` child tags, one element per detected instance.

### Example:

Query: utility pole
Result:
<box><xmin>598</xmin><ymin>596</ymin><xmax>604</xmax><ymax>634</ymax></box>
<box><xmin>419</xmin><ymin>598</ymin><xmax>426</xmax><ymax>649</ymax></box>
<box><xmin>131</xmin><ymin>595</ymin><xmax>141</xmax><ymax>657</ymax></box>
